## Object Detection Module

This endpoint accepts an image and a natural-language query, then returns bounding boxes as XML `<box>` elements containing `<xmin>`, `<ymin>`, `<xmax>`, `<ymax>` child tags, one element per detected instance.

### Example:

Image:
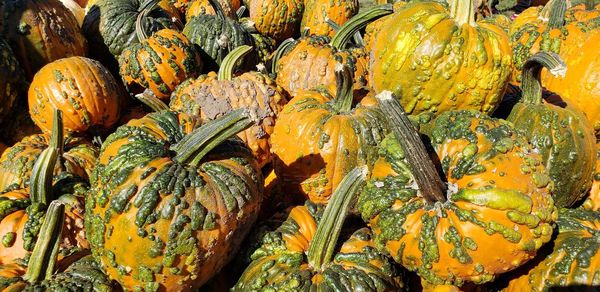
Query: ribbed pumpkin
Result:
<box><xmin>583</xmin><ymin>145</ymin><xmax>600</xmax><ymax>211</ymax></box>
<box><xmin>301</xmin><ymin>0</ymin><xmax>358</xmax><ymax>37</ymax></box>
<box><xmin>28</xmin><ymin>56</ymin><xmax>125</xmax><ymax>135</ymax></box>
<box><xmin>274</xmin><ymin>5</ymin><xmax>393</xmax><ymax>98</ymax></box>
<box><xmin>363</xmin><ymin>1</ymin><xmax>405</xmax><ymax>53</ymax></box>
<box><xmin>369</xmin><ymin>0</ymin><xmax>512</xmax><ymax>116</ymax></box>
<box><xmin>119</xmin><ymin>28</ymin><xmax>203</xmax><ymax>102</ymax></box>
<box><xmin>0</xmin><ymin>0</ymin><xmax>87</xmax><ymax>80</ymax></box>
<box><xmin>504</xmin><ymin>208</ymin><xmax>600</xmax><ymax>291</ymax></box>
<box><xmin>506</xmin><ymin>52</ymin><xmax>596</xmax><ymax>208</ymax></box>
<box><xmin>86</xmin><ymin>109</ymin><xmax>263</xmax><ymax>290</ymax></box>
<box><xmin>358</xmin><ymin>93</ymin><xmax>557</xmax><ymax>286</ymax></box>
<box><xmin>0</xmin><ymin>37</ymin><xmax>25</xmax><ymax>125</ymax></box>
<box><xmin>234</xmin><ymin>168</ymin><xmax>408</xmax><ymax>291</ymax></box>
<box><xmin>170</xmin><ymin>46</ymin><xmax>288</xmax><ymax>167</ymax></box>
<box><xmin>270</xmin><ymin>64</ymin><xmax>387</xmax><ymax>204</ymax></box>
<box><xmin>245</xmin><ymin>0</ymin><xmax>304</xmax><ymax>42</ymax></box>
<box><xmin>0</xmin><ymin>112</ymin><xmax>91</xmax><ymax>266</ymax></box>
<box><xmin>185</xmin><ymin>0</ymin><xmax>241</xmax><ymax>21</ymax></box>
<box><xmin>183</xmin><ymin>0</ymin><xmax>254</xmax><ymax>72</ymax></box>
<box><xmin>82</xmin><ymin>0</ymin><xmax>181</xmax><ymax>74</ymax></box>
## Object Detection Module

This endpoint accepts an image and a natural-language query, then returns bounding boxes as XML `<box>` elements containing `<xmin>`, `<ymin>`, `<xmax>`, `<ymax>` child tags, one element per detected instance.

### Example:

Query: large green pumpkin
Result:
<box><xmin>0</xmin><ymin>36</ymin><xmax>24</xmax><ymax>125</ymax></box>
<box><xmin>506</xmin><ymin>52</ymin><xmax>596</xmax><ymax>208</ymax></box>
<box><xmin>86</xmin><ymin>109</ymin><xmax>264</xmax><ymax>290</ymax></box>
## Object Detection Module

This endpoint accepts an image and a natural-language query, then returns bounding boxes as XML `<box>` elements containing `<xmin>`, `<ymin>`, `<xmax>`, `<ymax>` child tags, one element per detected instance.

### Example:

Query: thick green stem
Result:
<box><xmin>24</xmin><ymin>201</ymin><xmax>65</xmax><ymax>282</ymax></box>
<box><xmin>208</xmin><ymin>0</ymin><xmax>228</xmax><ymax>21</ymax></box>
<box><xmin>521</xmin><ymin>52</ymin><xmax>566</xmax><ymax>105</ymax></box>
<box><xmin>236</xmin><ymin>5</ymin><xmax>246</xmax><ymax>19</ymax></box>
<box><xmin>375</xmin><ymin>92</ymin><xmax>447</xmax><ymax>203</ymax></box>
<box><xmin>307</xmin><ymin>167</ymin><xmax>367</xmax><ymax>270</ymax></box>
<box><xmin>330</xmin><ymin>4</ymin><xmax>393</xmax><ymax>50</ymax></box>
<box><xmin>325</xmin><ymin>18</ymin><xmax>364</xmax><ymax>47</ymax></box>
<box><xmin>30</xmin><ymin>110</ymin><xmax>63</xmax><ymax>205</ymax></box>
<box><xmin>218</xmin><ymin>45</ymin><xmax>253</xmax><ymax>81</ymax></box>
<box><xmin>333</xmin><ymin>64</ymin><xmax>354</xmax><ymax>113</ymax></box>
<box><xmin>540</xmin><ymin>0</ymin><xmax>567</xmax><ymax>28</ymax></box>
<box><xmin>135</xmin><ymin>89</ymin><xmax>169</xmax><ymax>112</ymax></box>
<box><xmin>586</xmin><ymin>0</ymin><xmax>595</xmax><ymax>10</ymax></box>
<box><xmin>270</xmin><ymin>38</ymin><xmax>296</xmax><ymax>75</ymax></box>
<box><xmin>135</xmin><ymin>0</ymin><xmax>159</xmax><ymax>42</ymax></box>
<box><xmin>449</xmin><ymin>0</ymin><xmax>476</xmax><ymax>26</ymax></box>
<box><xmin>171</xmin><ymin>109</ymin><xmax>255</xmax><ymax>167</ymax></box>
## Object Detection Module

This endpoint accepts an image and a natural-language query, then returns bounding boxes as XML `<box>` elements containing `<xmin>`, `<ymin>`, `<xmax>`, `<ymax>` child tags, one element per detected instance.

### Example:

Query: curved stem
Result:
<box><xmin>325</xmin><ymin>18</ymin><xmax>364</xmax><ymax>47</ymax></box>
<box><xmin>171</xmin><ymin>108</ymin><xmax>255</xmax><ymax>167</ymax></box>
<box><xmin>236</xmin><ymin>5</ymin><xmax>246</xmax><ymax>19</ymax></box>
<box><xmin>218</xmin><ymin>45</ymin><xmax>253</xmax><ymax>81</ymax></box>
<box><xmin>547</xmin><ymin>0</ymin><xmax>567</xmax><ymax>29</ymax></box>
<box><xmin>135</xmin><ymin>0</ymin><xmax>160</xmax><ymax>42</ymax></box>
<box><xmin>270</xmin><ymin>38</ymin><xmax>296</xmax><ymax>75</ymax></box>
<box><xmin>330</xmin><ymin>4</ymin><xmax>393</xmax><ymax>50</ymax></box>
<box><xmin>586</xmin><ymin>0</ymin><xmax>595</xmax><ymax>10</ymax></box>
<box><xmin>208</xmin><ymin>0</ymin><xmax>227</xmax><ymax>21</ymax></box>
<box><xmin>30</xmin><ymin>110</ymin><xmax>63</xmax><ymax>205</ymax></box>
<box><xmin>448</xmin><ymin>0</ymin><xmax>476</xmax><ymax>26</ymax></box>
<box><xmin>135</xmin><ymin>89</ymin><xmax>169</xmax><ymax>112</ymax></box>
<box><xmin>333</xmin><ymin>64</ymin><xmax>354</xmax><ymax>112</ymax></box>
<box><xmin>521</xmin><ymin>52</ymin><xmax>566</xmax><ymax>105</ymax></box>
<box><xmin>307</xmin><ymin>167</ymin><xmax>367</xmax><ymax>271</ymax></box>
<box><xmin>24</xmin><ymin>201</ymin><xmax>65</xmax><ymax>283</ymax></box>
<box><xmin>375</xmin><ymin>92</ymin><xmax>446</xmax><ymax>203</ymax></box>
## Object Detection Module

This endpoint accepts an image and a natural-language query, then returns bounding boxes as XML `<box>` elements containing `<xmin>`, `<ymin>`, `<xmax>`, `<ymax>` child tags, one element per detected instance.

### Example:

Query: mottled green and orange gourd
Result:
<box><xmin>583</xmin><ymin>144</ymin><xmax>600</xmax><ymax>211</ymax></box>
<box><xmin>301</xmin><ymin>0</ymin><xmax>359</xmax><ymax>37</ymax></box>
<box><xmin>86</xmin><ymin>109</ymin><xmax>264</xmax><ymax>290</ymax></box>
<box><xmin>359</xmin><ymin>93</ymin><xmax>557</xmax><ymax>286</ymax></box>
<box><xmin>245</xmin><ymin>0</ymin><xmax>305</xmax><ymax>42</ymax></box>
<box><xmin>506</xmin><ymin>52</ymin><xmax>596</xmax><ymax>208</ymax></box>
<box><xmin>170</xmin><ymin>45</ymin><xmax>288</xmax><ymax>167</ymax></box>
<box><xmin>270</xmin><ymin>64</ymin><xmax>387</xmax><ymax>204</ymax></box>
<box><xmin>274</xmin><ymin>4</ymin><xmax>393</xmax><ymax>98</ymax></box>
<box><xmin>234</xmin><ymin>168</ymin><xmax>408</xmax><ymax>291</ymax></box>
<box><xmin>369</xmin><ymin>0</ymin><xmax>512</xmax><ymax>116</ymax></box>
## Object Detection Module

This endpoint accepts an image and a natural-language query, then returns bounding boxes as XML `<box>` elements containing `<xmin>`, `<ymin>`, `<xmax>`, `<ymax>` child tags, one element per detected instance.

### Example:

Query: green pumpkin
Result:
<box><xmin>234</xmin><ymin>168</ymin><xmax>408</xmax><ymax>291</ymax></box>
<box><xmin>183</xmin><ymin>0</ymin><xmax>254</xmax><ymax>72</ymax></box>
<box><xmin>506</xmin><ymin>52</ymin><xmax>596</xmax><ymax>208</ymax></box>
<box><xmin>0</xmin><ymin>37</ymin><xmax>24</xmax><ymax>125</ymax></box>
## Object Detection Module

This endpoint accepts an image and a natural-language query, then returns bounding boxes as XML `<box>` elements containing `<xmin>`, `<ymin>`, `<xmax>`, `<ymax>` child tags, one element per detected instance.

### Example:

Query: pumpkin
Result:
<box><xmin>86</xmin><ymin>109</ymin><xmax>263</xmax><ymax>290</ymax></box>
<box><xmin>0</xmin><ymin>111</ymin><xmax>90</xmax><ymax>266</ymax></box>
<box><xmin>239</xmin><ymin>18</ymin><xmax>277</xmax><ymax>65</ymax></box>
<box><xmin>583</xmin><ymin>145</ymin><xmax>600</xmax><ymax>211</ymax></box>
<box><xmin>183</xmin><ymin>0</ymin><xmax>254</xmax><ymax>72</ymax></box>
<box><xmin>506</xmin><ymin>52</ymin><xmax>596</xmax><ymax>208</ymax></box>
<box><xmin>170</xmin><ymin>45</ymin><xmax>288</xmax><ymax>167</ymax></box>
<box><xmin>28</xmin><ymin>56</ymin><xmax>125</xmax><ymax>135</ymax></box>
<box><xmin>0</xmin><ymin>0</ymin><xmax>87</xmax><ymax>80</ymax></box>
<box><xmin>59</xmin><ymin>0</ymin><xmax>86</xmax><ymax>26</ymax></box>
<box><xmin>119</xmin><ymin>28</ymin><xmax>203</xmax><ymax>102</ymax></box>
<box><xmin>369</xmin><ymin>0</ymin><xmax>512</xmax><ymax>116</ymax></box>
<box><xmin>245</xmin><ymin>0</ymin><xmax>304</xmax><ymax>42</ymax></box>
<box><xmin>358</xmin><ymin>92</ymin><xmax>557</xmax><ymax>286</ymax></box>
<box><xmin>504</xmin><ymin>208</ymin><xmax>600</xmax><ymax>291</ymax></box>
<box><xmin>363</xmin><ymin>1</ymin><xmax>405</xmax><ymax>53</ymax></box>
<box><xmin>301</xmin><ymin>0</ymin><xmax>359</xmax><ymax>37</ymax></box>
<box><xmin>270</xmin><ymin>64</ymin><xmax>387</xmax><ymax>204</ymax></box>
<box><xmin>185</xmin><ymin>0</ymin><xmax>241</xmax><ymax>20</ymax></box>
<box><xmin>274</xmin><ymin>4</ymin><xmax>393</xmax><ymax>98</ymax></box>
<box><xmin>0</xmin><ymin>37</ymin><xmax>25</xmax><ymax>125</ymax></box>
<box><xmin>234</xmin><ymin>168</ymin><xmax>408</xmax><ymax>291</ymax></box>
<box><xmin>82</xmin><ymin>0</ymin><xmax>181</xmax><ymax>74</ymax></box>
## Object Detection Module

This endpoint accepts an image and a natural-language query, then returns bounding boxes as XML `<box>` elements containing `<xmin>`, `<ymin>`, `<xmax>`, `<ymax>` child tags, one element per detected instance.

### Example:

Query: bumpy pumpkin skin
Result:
<box><xmin>185</xmin><ymin>0</ymin><xmax>241</xmax><ymax>21</ymax></box>
<box><xmin>359</xmin><ymin>110</ymin><xmax>557</xmax><ymax>286</ymax></box>
<box><xmin>270</xmin><ymin>94</ymin><xmax>387</xmax><ymax>204</ymax></box>
<box><xmin>301</xmin><ymin>0</ymin><xmax>358</xmax><ymax>37</ymax></box>
<box><xmin>505</xmin><ymin>208</ymin><xmax>600</xmax><ymax>291</ymax></box>
<box><xmin>28</xmin><ymin>57</ymin><xmax>124</xmax><ymax>135</ymax></box>
<box><xmin>245</xmin><ymin>0</ymin><xmax>304</xmax><ymax>42</ymax></box>
<box><xmin>86</xmin><ymin>111</ymin><xmax>263</xmax><ymax>290</ymax></box>
<box><xmin>583</xmin><ymin>145</ymin><xmax>600</xmax><ymax>211</ymax></box>
<box><xmin>170</xmin><ymin>71</ymin><xmax>288</xmax><ymax>168</ymax></box>
<box><xmin>0</xmin><ymin>134</ymin><xmax>98</xmax><ymax>193</ymax></box>
<box><xmin>0</xmin><ymin>190</ymin><xmax>30</xmax><ymax>266</ymax></box>
<box><xmin>0</xmin><ymin>37</ymin><xmax>25</xmax><ymax>124</ymax></box>
<box><xmin>0</xmin><ymin>0</ymin><xmax>87</xmax><ymax>80</ymax></box>
<box><xmin>369</xmin><ymin>2</ymin><xmax>512</xmax><ymax>116</ymax></box>
<box><xmin>119</xmin><ymin>29</ymin><xmax>203</xmax><ymax>101</ymax></box>
<box><xmin>234</xmin><ymin>203</ymin><xmax>407</xmax><ymax>291</ymax></box>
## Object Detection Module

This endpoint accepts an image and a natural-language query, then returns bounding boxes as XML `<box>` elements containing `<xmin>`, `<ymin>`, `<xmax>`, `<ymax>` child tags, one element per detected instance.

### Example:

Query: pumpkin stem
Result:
<box><xmin>333</xmin><ymin>63</ymin><xmax>354</xmax><ymax>113</ymax></box>
<box><xmin>375</xmin><ymin>91</ymin><xmax>447</xmax><ymax>204</ymax></box>
<box><xmin>208</xmin><ymin>0</ymin><xmax>228</xmax><ymax>21</ymax></box>
<box><xmin>30</xmin><ymin>110</ymin><xmax>63</xmax><ymax>205</ymax></box>
<box><xmin>135</xmin><ymin>89</ymin><xmax>169</xmax><ymax>112</ymax></box>
<box><xmin>307</xmin><ymin>167</ymin><xmax>367</xmax><ymax>271</ymax></box>
<box><xmin>218</xmin><ymin>45</ymin><xmax>253</xmax><ymax>81</ymax></box>
<box><xmin>135</xmin><ymin>0</ymin><xmax>160</xmax><ymax>42</ymax></box>
<box><xmin>325</xmin><ymin>18</ymin><xmax>365</xmax><ymax>47</ymax></box>
<box><xmin>171</xmin><ymin>108</ymin><xmax>255</xmax><ymax>167</ymax></box>
<box><xmin>236</xmin><ymin>5</ymin><xmax>246</xmax><ymax>19</ymax></box>
<box><xmin>585</xmin><ymin>0</ymin><xmax>595</xmax><ymax>10</ymax></box>
<box><xmin>540</xmin><ymin>0</ymin><xmax>568</xmax><ymax>28</ymax></box>
<box><xmin>520</xmin><ymin>52</ymin><xmax>566</xmax><ymax>105</ymax></box>
<box><xmin>270</xmin><ymin>38</ymin><xmax>296</xmax><ymax>75</ymax></box>
<box><xmin>449</xmin><ymin>0</ymin><xmax>476</xmax><ymax>26</ymax></box>
<box><xmin>330</xmin><ymin>4</ymin><xmax>393</xmax><ymax>50</ymax></box>
<box><xmin>24</xmin><ymin>201</ymin><xmax>65</xmax><ymax>282</ymax></box>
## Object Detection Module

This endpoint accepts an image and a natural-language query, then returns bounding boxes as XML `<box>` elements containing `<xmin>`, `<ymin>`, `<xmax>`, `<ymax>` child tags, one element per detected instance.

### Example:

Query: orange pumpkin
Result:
<box><xmin>301</xmin><ymin>0</ymin><xmax>359</xmax><ymax>37</ymax></box>
<box><xmin>185</xmin><ymin>0</ymin><xmax>241</xmax><ymax>21</ymax></box>
<box><xmin>28</xmin><ymin>57</ymin><xmax>125</xmax><ymax>135</ymax></box>
<box><xmin>245</xmin><ymin>0</ymin><xmax>305</xmax><ymax>42</ymax></box>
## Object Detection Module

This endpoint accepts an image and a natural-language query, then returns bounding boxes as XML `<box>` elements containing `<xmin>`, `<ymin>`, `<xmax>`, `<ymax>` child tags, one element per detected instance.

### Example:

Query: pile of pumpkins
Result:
<box><xmin>0</xmin><ymin>0</ymin><xmax>599</xmax><ymax>290</ymax></box>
